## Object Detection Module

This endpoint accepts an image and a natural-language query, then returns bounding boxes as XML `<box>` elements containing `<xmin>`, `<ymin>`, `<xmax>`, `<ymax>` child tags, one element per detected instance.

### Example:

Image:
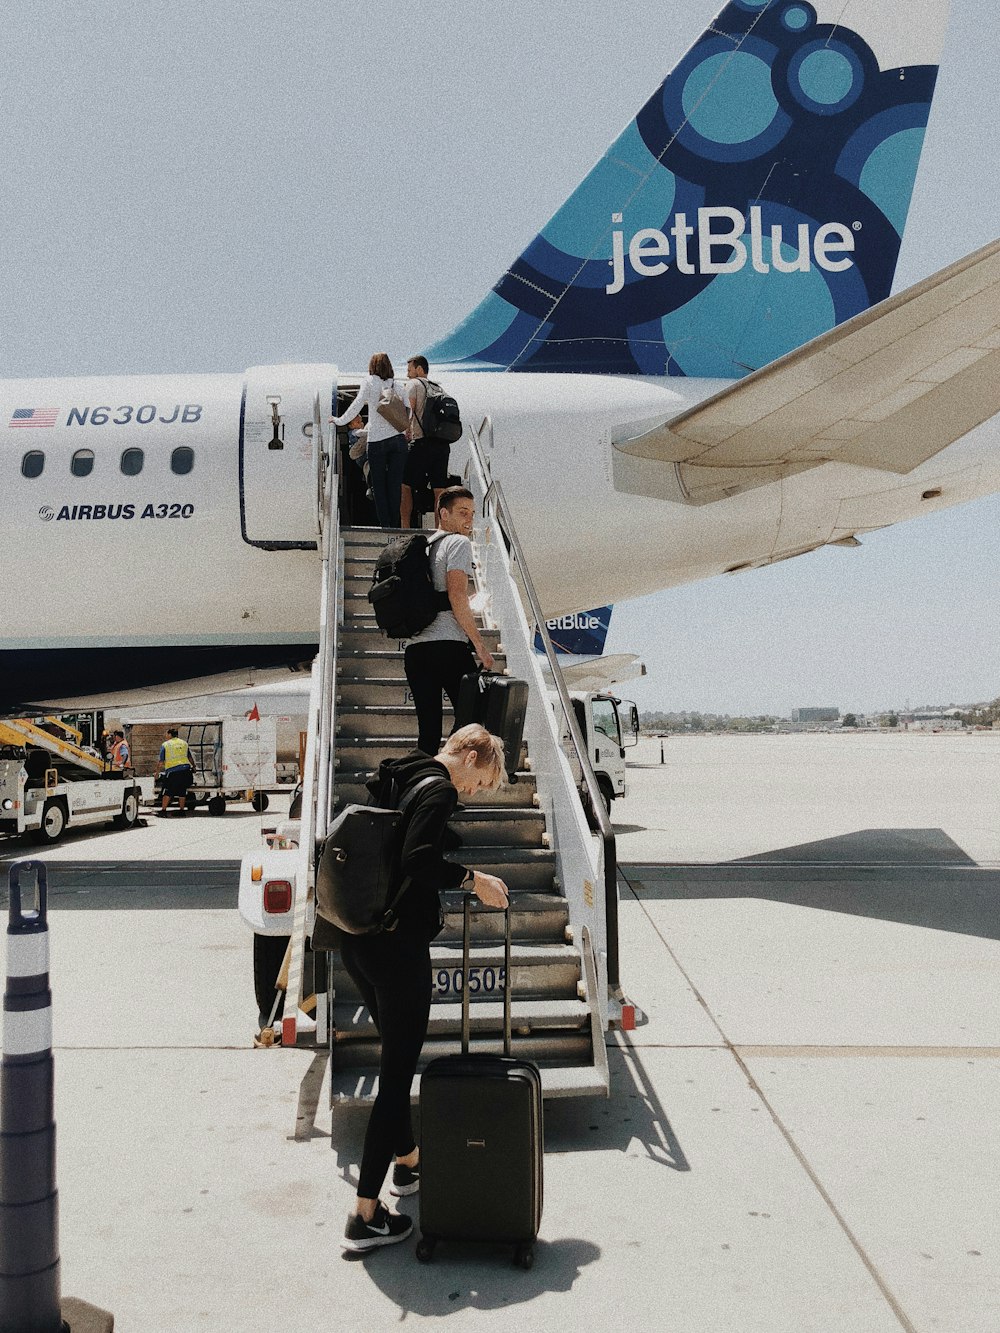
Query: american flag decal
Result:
<box><xmin>9</xmin><ymin>407</ymin><xmax>59</xmax><ymax>427</ymax></box>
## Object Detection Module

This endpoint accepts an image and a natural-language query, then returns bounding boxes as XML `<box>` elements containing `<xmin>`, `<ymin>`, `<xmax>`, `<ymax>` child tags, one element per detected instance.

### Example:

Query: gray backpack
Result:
<box><xmin>315</xmin><ymin>775</ymin><xmax>447</xmax><ymax>935</ymax></box>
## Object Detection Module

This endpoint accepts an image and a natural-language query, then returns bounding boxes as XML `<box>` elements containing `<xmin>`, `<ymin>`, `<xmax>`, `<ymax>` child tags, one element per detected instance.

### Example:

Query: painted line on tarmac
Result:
<box><xmin>623</xmin><ymin>861</ymin><xmax>1000</xmax><ymax>872</ymax></box>
<box><xmin>621</xmin><ymin>876</ymin><xmax>922</xmax><ymax>1333</ymax></box>
<box><xmin>735</xmin><ymin>1045</ymin><xmax>1000</xmax><ymax>1059</ymax></box>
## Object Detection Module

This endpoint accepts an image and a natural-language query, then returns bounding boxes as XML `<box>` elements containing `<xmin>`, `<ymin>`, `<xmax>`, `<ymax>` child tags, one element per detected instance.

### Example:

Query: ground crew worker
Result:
<box><xmin>157</xmin><ymin>728</ymin><xmax>193</xmax><ymax>815</ymax></box>
<box><xmin>110</xmin><ymin>730</ymin><xmax>130</xmax><ymax>768</ymax></box>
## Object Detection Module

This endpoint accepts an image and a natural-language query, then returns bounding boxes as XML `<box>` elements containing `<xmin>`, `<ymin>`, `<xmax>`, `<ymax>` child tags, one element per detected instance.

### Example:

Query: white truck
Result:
<box><xmin>0</xmin><ymin>717</ymin><xmax>151</xmax><ymax>844</ymax></box>
<box><xmin>562</xmin><ymin>690</ymin><xmax>640</xmax><ymax>812</ymax></box>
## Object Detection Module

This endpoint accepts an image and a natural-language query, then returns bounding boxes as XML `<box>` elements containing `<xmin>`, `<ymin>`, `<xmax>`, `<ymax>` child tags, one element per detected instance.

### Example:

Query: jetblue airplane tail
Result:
<box><xmin>535</xmin><ymin>606</ymin><xmax>614</xmax><ymax>658</ymax></box>
<box><xmin>428</xmin><ymin>0</ymin><xmax>949</xmax><ymax>376</ymax></box>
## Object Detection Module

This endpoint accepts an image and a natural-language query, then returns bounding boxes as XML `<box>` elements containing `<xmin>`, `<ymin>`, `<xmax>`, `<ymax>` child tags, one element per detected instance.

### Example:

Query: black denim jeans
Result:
<box><xmin>404</xmin><ymin>639</ymin><xmax>478</xmax><ymax>757</ymax></box>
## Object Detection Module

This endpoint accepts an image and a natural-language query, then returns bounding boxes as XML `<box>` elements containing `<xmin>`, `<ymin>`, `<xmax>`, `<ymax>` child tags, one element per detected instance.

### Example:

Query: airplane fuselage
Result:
<box><xmin>4</xmin><ymin>362</ymin><xmax>999</xmax><ymax>710</ymax></box>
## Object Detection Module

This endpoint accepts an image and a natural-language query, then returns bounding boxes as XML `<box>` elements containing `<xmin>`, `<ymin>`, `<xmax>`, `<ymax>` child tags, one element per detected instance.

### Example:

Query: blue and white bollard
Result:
<box><xmin>1</xmin><ymin>861</ymin><xmax>113</xmax><ymax>1333</ymax></box>
<box><xmin>1</xmin><ymin>860</ymin><xmax>61</xmax><ymax>1333</ymax></box>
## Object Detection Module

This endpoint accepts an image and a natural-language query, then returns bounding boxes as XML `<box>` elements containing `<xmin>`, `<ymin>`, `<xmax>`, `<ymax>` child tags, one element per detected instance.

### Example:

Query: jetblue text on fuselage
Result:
<box><xmin>606</xmin><ymin>207</ymin><xmax>856</xmax><ymax>294</ymax></box>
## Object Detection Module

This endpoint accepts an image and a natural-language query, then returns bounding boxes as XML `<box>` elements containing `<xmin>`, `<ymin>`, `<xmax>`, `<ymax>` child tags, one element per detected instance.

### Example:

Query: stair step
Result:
<box><xmin>444</xmin><ymin>849</ymin><xmax>557</xmax><ymax>894</ymax></box>
<box><xmin>448</xmin><ymin>808</ymin><xmax>547</xmax><ymax>848</ymax></box>
<box><xmin>329</xmin><ymin>1061</ymin><xmax>609</xmax><ymax>1104</ymax></box>
<box><xmin>336</xmin><ymin>705</ymin><xmax>455</xmax><ymax>739</ymax></box>
<box><xmin>311</xmin><ymin>892</ymin><xmax>569</xmax><ymax>944</ymax></box>
<box><xmin>437</xmin><ymin>891</ymin><xmax>568</xmax><ymax>940</ymax></box>
<box><xmin>343</xmin><ymin>609</ymin><xmax>484</xmax><ymax>629</ymax></box>
<box><xmin>335</xmin><ymin>736</ymin><xmax>528</xmax><ymax>773</ymax></box>
<box><xmin>335</xmin><ymin>678</ymin><xmax>416</xmax><ymax>707</ymax></box>
<box><xmin>334</xmin><ymin>998</ymin><xmax>589</xmax><ymax>1040</ymax></box>
<box><xmin>343</xmin><ymin>572</ymin><xmax>475</xmax><ymax>591</ymax></box>
<box><xmin>341</xmin><ymin>625</ymin><xmax>502</xmax><ymax>654</ymax></box>
<box><xmin>344</xmin><ymin>558</ymin><xmax>383</xmax><ymax>578</ymax></box>
<box><xmin>332</xmin><ymin>1029</ymin><xmax>593</xmax><ymax>1070</ymax></box>
<box><xmin>342</xmin><ymin>525</ymin><xmax>409</xmax><ymax>543</ymax></box>
<box><xmin>334</xmin><ymin>943</ymin><xmax>580</xmax><ymax>1004</ymax></box>
<box><xmin>334</xmin><ymin>770</ymin><xmax>537</xmax><ymax>809</ymax></box>
<box><xmin>337</xmin><ymin>652</ymin><xmax>507</xmax><ymax>682</ymax></box>
<box><xmin>322</xmin><ymin>806</ymin><xmax>546</xmax><ymax>849</ymax></box>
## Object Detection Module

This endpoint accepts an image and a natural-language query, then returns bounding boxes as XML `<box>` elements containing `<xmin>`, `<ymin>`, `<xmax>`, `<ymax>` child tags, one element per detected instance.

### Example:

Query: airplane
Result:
<box><xmin>532</xmin><ymin>604</ymin><xmax>646</xmax><ymax>692</ymax></box>
<box><xmin>534</xmin><ymin>607</ymin><xmax>615</xmax><ymax>659</ymax></box>
<box><xmin>4</xmin><ymin>0</ymin><xmax>999</xmax><ymax>714</ymax></box>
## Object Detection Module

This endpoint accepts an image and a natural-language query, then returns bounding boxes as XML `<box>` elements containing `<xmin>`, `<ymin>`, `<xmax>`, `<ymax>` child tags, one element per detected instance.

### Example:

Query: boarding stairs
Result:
<box><xmin>279</xmin><ymin>411</ymin><xmax>619</xmax><ymax>1102</ymax></box>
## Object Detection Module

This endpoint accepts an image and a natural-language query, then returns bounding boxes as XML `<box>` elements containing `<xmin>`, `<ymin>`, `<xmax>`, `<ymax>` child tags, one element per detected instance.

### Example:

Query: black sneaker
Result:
<box><xmin>342</xmin><ymin>1202</ymin><xmax>412</xmax><ymax>1252</ymax></box>
<box><xmin>390</xmin><ymin>1161</ymin><xmax>420</xmax><ymax>1196</ymax></box>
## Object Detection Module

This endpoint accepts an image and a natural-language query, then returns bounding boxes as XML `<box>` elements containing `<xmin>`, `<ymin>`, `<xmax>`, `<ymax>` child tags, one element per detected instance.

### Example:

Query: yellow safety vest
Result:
<box><xmin>162</xmin><ymin>736</ymin><xmax>190</xmax><ymax>768</ymax></box>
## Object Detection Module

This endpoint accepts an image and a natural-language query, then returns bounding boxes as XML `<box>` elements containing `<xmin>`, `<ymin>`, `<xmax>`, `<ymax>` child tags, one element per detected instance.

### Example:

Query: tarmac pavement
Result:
<box><xmin>2</xmin><ymin>735</ymin><xmax>998</xmax><ymax>1331</ymax></box>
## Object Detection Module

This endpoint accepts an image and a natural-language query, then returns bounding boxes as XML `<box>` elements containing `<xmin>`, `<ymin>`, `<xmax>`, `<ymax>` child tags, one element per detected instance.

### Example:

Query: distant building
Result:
<box><xmin>791</xmin><ymin>707</ymin><xmax>840</xmax><ymax>724</ymax></box>
<box><xmin>902</xmin><ymin>715</ymin><xmax>963</xmax><ymax>732</ymax></box>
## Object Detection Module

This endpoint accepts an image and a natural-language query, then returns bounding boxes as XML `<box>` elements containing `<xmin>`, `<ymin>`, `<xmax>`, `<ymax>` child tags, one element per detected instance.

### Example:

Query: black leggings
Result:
<box><xmin>339</xmin><ymin>930</ymin><xmax>432</xmax><ymax>1200</ymax></box>
<box><xmin>404</xmin><ymin>640</ymin><xmax>477</xmax><ymax>757</ymax></box>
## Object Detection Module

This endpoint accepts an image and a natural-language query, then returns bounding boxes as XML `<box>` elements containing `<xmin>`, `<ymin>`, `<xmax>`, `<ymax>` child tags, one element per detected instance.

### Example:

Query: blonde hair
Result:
<box><xmin>440</xmin><ymin>724</ymin><xmax>505</xmax><ymax>790</ymax></box>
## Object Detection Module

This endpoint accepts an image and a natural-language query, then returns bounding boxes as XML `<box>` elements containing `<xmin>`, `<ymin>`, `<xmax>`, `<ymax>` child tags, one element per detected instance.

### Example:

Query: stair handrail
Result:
<box><xmin>313</xmin><ymin>395</ymin><xmax>341</xmax><ymax>841</ymax></box>
<box><xmin>281</xmin><ymin>396</ymin><xmax>340</xmax><ymax>1043</ymax></box>
<box><xmin>465</xmin><ymin>419</ymin><xmax>620</xmax><ymax>993</ymax></box>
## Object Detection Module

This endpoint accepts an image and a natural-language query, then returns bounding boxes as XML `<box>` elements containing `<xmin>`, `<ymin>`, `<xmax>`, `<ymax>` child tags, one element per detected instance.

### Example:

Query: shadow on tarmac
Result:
<box><xmin>0</xmin><ymin>859</ymin><xmax>239</xmax><ymax>909</ymax></box>
<box><xmin>322</xmin><ymin>1095</ymin><xmax>604</xmax><ymax>1307</ymax></box>
<box><xmin>316</xmin><ymin>1041</ymin><xmax>690</xmax><ymax>1191</ymax></box>
<box><xmin>622</xmin><ymin>828</ymin><xmax>1000</xmax><ymax>942</ymax></box>
<box><xmin>344</xmin><ymin>1229</ymin><xmax>601</xmax><ymax>1309</ymax></box>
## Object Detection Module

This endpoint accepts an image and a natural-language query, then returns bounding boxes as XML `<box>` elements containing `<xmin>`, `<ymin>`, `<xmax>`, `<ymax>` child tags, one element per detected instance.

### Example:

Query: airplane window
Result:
<box><xmin>120</xmin><ymin>447</ymin><xmax>144</xmax><ymax>476</ymax></box>
<box><xmin>21</xmin><ymin>451</ymin><xmax>45</xmax><ymax>479</ymax></box>
<box><xmin>71</xmin><ymin>449</ymin><xmax>95</xmax><ymax>478</ymax></box>
<box><xmin>170</xmin><ymin>446</ymin><xmax>194</xmax><ymax>475</ymax></box>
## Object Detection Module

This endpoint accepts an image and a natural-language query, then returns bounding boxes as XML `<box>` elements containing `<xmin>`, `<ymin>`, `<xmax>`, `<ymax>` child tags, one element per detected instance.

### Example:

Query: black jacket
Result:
<box><xmin>365</xmin><ymin>750</ymin><xmax>468</xmax><ymax>940</ymax></box>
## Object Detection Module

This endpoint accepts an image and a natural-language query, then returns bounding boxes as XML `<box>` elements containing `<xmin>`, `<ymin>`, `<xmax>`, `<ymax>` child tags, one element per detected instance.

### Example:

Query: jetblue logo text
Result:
<box><xmin>65</xmin><ymin>404</ymin><xmax>203</xmax><ymax>426</ymax></box>
<box><xmin>606</xmin><ymin>207</ymin><xmax>856</xmax><ymax>294</ymax></box>
<box><xmin>546</xmin><ymin>614</ymin><xmax>602</xmax><ymax>631</ymax></box>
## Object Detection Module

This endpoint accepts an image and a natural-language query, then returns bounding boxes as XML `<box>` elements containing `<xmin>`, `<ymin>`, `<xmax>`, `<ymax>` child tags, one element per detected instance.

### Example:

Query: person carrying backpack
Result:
<box><xmin>340</xmin><ymin>724</ymin><xmax>509</xmax><ymax>1253</ymax></box>
<box><xmin>331</xmin><ymin>353</ymin><xmax>409</xmax><ymax>529</ymax></box>
<box><xmin>403</xmin><ymin>486</ymin><xmax>494</xmax><ymax>757</ymax></box>
<box><xmin>400</xmin><ymin>355</ymin><xmax>458</xmax><ymax>528</ymax></box>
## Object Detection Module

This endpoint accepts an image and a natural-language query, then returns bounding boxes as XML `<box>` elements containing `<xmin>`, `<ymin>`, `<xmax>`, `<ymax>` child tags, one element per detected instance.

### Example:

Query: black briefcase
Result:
<box><xmin>455</xmin><ymin>672</ymin><xmax>528</xmax><ymax>781</ymax></box>
<box><xmin>417</xmin><ymin>896</ymin><xmax>543</xmax><ymax>1269</ymax></box>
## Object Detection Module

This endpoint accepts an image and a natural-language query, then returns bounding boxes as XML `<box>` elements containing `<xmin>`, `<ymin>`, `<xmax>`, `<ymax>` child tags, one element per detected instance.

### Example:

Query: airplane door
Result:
<box><xmin>240</xmin><ymin>363</ymin><xmax>336</xmax><ymax>548</ymax></box>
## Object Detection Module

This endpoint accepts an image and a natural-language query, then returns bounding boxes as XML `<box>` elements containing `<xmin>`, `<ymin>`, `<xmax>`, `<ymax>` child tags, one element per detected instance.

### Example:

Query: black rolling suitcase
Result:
<box><xmin>455</xmin><ymin>671</ymin><xmax>528</xmax><ymax>781</ymax></box>
<box><xmin>417</xmin><ymin>896</ymin><xmax>543</xmax><ymax>1269</ymax></box>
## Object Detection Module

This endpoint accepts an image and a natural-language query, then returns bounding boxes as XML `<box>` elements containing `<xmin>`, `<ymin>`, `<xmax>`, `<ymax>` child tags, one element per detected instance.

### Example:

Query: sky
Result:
<box><xmin>2</xmin><ymin>1</ymin><xmax>997</xmax><ymax>716</ymax></box>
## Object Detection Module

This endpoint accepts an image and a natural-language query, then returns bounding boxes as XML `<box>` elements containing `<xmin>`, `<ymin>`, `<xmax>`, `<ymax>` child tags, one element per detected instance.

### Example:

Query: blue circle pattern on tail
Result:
<box><xmin>426</xmin><ymin>1</ymin><xmax>938</xmax><ymax>377</ymax></box>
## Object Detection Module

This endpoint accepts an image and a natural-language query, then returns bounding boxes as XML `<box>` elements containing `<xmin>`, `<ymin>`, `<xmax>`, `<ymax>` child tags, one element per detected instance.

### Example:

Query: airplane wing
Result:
<box><xmin>613</xmin><ymin>238</ymin><xmax>1000</xmax><ymax>505</ymax></box>
<box><xmin>542</xmin><ymin>654</ymin><xmax>646</xmax><ymax>692</ymax></box>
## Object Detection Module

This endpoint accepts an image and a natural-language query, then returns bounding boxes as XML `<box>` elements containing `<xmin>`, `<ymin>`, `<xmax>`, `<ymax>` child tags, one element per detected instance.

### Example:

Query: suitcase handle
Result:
<box><xmin>462</xmin><ymin>893</ymin><xmax>511</xmax><ymax>1057</ymax></box>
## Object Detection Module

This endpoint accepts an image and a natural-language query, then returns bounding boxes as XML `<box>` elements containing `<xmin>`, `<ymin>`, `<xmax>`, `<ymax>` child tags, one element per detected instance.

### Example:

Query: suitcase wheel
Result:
<box><xmin>415</xmin><ymin>1236</ymin><xmax>437</xmax><ymax>1263</ymax></box>
<box><xmin>513</xmin><ymin>1242</ymin><xmax>534</xmax><ymax>1271</ymax></box>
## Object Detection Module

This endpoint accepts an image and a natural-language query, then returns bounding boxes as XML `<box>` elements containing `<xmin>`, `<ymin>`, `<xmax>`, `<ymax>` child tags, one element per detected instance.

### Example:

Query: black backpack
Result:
<box><xmin>419</xmin><ymin>379</ymin><xmax>463</xmax><ymax>444</ymax></box>
<box><xmin>368</xmin><ymin>532</ymin><xmax>451</xmax><ymax>639</ymax></box>
<box><xmin>315</xmin><ymin>775</ymin><xmax>448</xmax><ymax>935</ymax></box>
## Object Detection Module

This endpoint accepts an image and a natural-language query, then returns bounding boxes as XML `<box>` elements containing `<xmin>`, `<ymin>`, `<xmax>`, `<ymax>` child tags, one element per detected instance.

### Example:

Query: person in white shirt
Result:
<box><xmin>404</xmin><ymin>487</ymin><xmax>494</xmax><ymax>756</ymax></box>
<box><xmin>400</xmin><ymin>354</ymin><xmax>451</xmax><ymax>528</ymax></box>
<box><xmin>331</xmin><ymin>353</ymin><xmax>408</xmax><ymax>528</ymax></box>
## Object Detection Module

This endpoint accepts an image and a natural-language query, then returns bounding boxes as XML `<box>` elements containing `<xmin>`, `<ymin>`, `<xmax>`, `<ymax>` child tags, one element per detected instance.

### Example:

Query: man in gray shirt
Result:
<box><xmin>404</xmin><ymin>487</ymin><xmax>494</xmax><ymax>755</ymax></box>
